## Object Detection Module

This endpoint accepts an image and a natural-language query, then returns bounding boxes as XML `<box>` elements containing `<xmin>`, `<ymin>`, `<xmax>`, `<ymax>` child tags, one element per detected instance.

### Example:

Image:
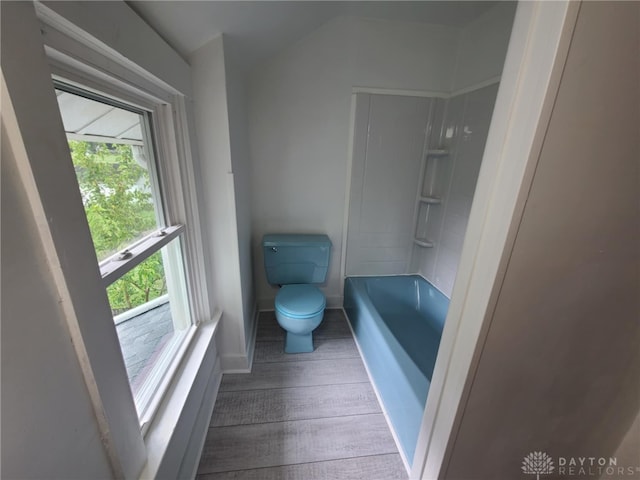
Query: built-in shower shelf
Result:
<box><xmin>426</xmin><ymin>149</ymin><xmax>449</xmax><ymax>157</ymax></box>
<box><xmin>413</xmin><ymin>237</ymin><xmax>434</xmax><ymax>248</ymax></box>
<box><xmin>419</xmin><ymin>196</ymin><xmax>441</xmax><ymax>205</ymax></box>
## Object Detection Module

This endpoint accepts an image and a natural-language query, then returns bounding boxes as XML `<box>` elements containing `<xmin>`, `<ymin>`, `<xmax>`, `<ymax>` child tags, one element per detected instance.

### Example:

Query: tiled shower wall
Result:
<box><xmin>413</xmin><ymin>84</ymin><xmax>499</xmax><ymax>296</ymax></box>
<box><xmin>345</xmin><ymin>84</ymin><xmax>498</xmax><ymax>298</ymax></box>
<box><xmin>346</xmin><ymin>94</ymin><xmax>432</xmax><ymax>276</ymax></box>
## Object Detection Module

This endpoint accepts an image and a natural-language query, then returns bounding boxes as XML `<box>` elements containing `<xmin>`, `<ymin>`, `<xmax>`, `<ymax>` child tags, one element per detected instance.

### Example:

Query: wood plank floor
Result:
<box><xmin>197</xmin><ymin>309</ymin><xmax>407</xmax><ymax>479</ymax></box>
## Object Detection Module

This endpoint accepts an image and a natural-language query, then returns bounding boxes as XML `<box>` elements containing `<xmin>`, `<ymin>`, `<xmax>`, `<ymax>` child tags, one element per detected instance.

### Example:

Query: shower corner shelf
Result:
<box><xmin>419</xmin><ymin>196</ymin><xmax>441</xmax><ymax>205</ymax></box>
<box><xmin>413</xmin><ymin>237</ymin><xmax>434</xmax><ymax>248</ymax></box>
<box><xmin>426</xmin><ymin>149</ymin><xmax>449</xmax><ymax>158</ymax></box>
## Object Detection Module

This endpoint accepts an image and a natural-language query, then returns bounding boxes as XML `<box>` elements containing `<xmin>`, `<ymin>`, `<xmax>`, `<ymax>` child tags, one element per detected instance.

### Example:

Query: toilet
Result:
<box><xmin>263</xmin><ymin>234</ymin><xmax>332</xmax><ymax>353</ymax></box>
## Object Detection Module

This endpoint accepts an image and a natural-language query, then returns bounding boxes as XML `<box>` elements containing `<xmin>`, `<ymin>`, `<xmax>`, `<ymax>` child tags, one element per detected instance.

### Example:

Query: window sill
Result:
<box><xmin>139</xmin><ymin>310</ymin><xmax>222</xmax><ymax>479</ymax></box>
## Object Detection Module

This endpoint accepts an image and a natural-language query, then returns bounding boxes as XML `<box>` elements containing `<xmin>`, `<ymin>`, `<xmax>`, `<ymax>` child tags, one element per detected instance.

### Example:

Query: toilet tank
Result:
<box><xmin>263</xmin><ymin>234</ymin><xmax>332</xmax><ymax>285</ymax></box>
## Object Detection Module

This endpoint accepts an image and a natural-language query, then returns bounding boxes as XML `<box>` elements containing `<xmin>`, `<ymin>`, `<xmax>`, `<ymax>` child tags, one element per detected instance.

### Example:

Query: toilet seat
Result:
<box><xmin>275</xmin><ymin>284</ymin><xmax>326</xmax><ymax>319</ymax></box>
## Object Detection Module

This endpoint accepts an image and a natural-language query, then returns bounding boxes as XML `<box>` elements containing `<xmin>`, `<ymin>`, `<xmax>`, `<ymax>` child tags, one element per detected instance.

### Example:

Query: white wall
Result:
<box><xmin>451</xmin><ymin>1</ymin><xmax>516</xmax><ymax>92</ymax></box>
<box><xmin>224</xmin><ymin>54</ymin><xmax>256</xmax><ymax>354</ymax></box>
<box><xmin>190</xmin><ymin>35</ymin><xmax>255</xmax><ymax>371</ymax></box>
<box><xmin>41</xmin><ymin>0</ymin><xmax>192</xmax><ymax>96</ymax></box>
<box><xmin>249</xmin><ymin>16</ymin><xmax>460</xmax><ymax>309</ymax></box>
<box><xmin>1</xmin><ymin>103</ymin><xmax>114</xmax><ymax>480</ymax></box>
<box><xmin>350</xmin><ymin>17</ymin><xmax>459</xmax><ymax>92</ymax></box>
<box><xmin>2</xmin><ymin>1</ymin><xmax>224</xmax><ymax>477</ymax></box>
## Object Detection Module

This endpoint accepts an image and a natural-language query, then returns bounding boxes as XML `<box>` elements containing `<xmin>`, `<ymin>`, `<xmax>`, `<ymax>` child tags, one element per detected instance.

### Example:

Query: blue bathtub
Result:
<box><xmin>344</xmin><ymin>275</ymin><xmax>449</xmax><ymax>464</ymax></box>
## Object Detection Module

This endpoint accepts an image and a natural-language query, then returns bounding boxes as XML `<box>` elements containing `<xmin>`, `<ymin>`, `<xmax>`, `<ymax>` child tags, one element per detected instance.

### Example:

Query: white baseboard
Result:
<box><xmin>219</xmin><ymin>303</ymin><xmax>259</xmax><ymax>374</ymax></box>
<box><xmin>220</xmin><ymin>352</ymin><xmax>252</xmax><ymax>373</ymax></box>
<box><xmin>244</xmin><ymin>303</ymin><xmax>259</xmax><ymax>372</ymax></box>
<box><xmin>257</xmin><ymin>297</ymin><xmax>272</xmax><ymax>311</ymax></box>
<box><xmin>326</xmin><ymin>295</ymin><xmax>343</xmax><ymax>309</ymax></box>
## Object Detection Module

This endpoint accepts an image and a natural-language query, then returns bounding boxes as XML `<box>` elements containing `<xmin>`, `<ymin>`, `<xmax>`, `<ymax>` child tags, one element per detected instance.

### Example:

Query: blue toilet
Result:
<box><xmin>263</xmin><ymin>234</ymin><xmax>332</xmax><ymax>353</ymax></box>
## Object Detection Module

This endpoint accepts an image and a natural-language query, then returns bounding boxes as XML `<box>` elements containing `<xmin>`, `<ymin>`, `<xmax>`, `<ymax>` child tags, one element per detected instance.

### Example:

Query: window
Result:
<box><xmin>55</xmin><ymin>84</ymin><xmax>193</xmax><ymax>425</ymax></box>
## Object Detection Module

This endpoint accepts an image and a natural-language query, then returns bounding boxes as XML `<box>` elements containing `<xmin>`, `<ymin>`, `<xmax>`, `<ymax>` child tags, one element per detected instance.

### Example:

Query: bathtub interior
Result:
<box><xmin>365</xmin><ymin>276</ymin><xmax>447</xmax><ymax>328</ymax></box>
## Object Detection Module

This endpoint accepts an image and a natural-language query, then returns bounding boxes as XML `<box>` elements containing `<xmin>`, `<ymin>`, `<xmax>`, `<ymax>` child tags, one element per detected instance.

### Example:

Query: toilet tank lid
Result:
<box><xmin>263</xmin><ymin>234</ymin><xmax>331</xmax><ymax>248</ymax></box>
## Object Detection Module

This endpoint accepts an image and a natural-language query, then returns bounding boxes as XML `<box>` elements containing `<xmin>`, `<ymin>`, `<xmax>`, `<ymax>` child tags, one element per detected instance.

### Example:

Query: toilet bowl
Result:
<box><xmin>275</xmin><ymin>284</ymin><xmax>325</xmax><ymax>353</ymax></box>
<box><xmin>262</xmin><ymin>233</ymin><xmax>332</xmax><ymax>354</ymax></box>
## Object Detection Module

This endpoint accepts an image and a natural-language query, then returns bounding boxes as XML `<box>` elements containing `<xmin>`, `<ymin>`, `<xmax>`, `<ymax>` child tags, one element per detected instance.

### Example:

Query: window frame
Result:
<box><xmin>42</xmin><ymin>21</ymin><xmax>213</xmax><ymax>433</ymax></box>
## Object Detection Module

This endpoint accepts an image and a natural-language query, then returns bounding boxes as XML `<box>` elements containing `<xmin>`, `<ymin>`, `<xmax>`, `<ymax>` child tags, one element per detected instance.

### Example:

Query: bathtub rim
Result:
<box><xmin>343</xmin><ymin>272</ymin><xmax>450</xmax><ymax>301</ymax></box>
<box><xmin>345</xmin><ymin>276</ymin><xmax>435</xmax><ymax>385</ymax></box>
<box><xmin>344</xmin><ymin>275</ymin><xmax>447</xmax><ymax>469</ymax></box>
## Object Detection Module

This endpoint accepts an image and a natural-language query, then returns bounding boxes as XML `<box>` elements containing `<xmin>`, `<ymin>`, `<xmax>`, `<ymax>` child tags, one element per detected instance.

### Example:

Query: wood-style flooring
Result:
<box><xmin>197</xmin><ymin>309</ymin><xmax>407</xmax><ymax>479</ymax></box>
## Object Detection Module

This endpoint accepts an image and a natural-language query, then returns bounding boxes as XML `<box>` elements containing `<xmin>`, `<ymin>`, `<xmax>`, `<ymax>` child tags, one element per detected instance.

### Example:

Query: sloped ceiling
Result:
<box><xmin>128</xmin><ymin>1</ymin><xmax>497</xmax><ymax>71</ymax></box>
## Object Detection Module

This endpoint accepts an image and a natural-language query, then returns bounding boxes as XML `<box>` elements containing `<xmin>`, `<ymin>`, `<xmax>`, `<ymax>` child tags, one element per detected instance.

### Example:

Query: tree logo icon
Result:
<box><xmin>522</xmin><ymin>451</ymin><xmax>555</xmax><ymax>480</ymax></box>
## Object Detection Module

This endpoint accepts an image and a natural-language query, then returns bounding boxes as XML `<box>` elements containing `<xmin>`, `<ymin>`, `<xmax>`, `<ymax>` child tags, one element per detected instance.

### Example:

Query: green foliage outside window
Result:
<box><xmin>69</xmin><ymin>140</ymin><xmax>167</xmax><ymax>314</ymax></box>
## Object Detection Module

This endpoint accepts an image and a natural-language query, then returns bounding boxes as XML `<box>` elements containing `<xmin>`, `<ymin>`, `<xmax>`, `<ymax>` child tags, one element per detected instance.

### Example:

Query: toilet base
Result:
<box><xmin>285</xmin><ymin>331</ymin><xmax>314</xmax><ymax>353</ymax></box>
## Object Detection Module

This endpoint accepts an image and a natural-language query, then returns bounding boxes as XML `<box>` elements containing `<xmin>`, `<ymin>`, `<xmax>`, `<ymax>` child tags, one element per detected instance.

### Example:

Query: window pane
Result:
<box><xmin>55</xmin><ymin>84</ymin><xmax>193</xmax><ymax>420</ymax></box>
<box><xmin>108</xmin><ymin>250</ymin><xmax>167</xmax><ymax>316</ymax></box>
<box><xmin>56</xmin><ymin>89</ymin><xmax>162</xmax><ymax>262</ymax></box>
<box><xmin>112</xmin><ymin>243</ymin><xmax>189</xmax><ymax>398</ymax></box>
<box><xmin>70</xmin><ymin>140</ymin><xmax>157</xmax><ymax>261</ymax></box>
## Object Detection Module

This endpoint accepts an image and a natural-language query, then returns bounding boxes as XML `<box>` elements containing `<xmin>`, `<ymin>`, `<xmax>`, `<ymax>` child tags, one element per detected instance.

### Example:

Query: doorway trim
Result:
<box><xmin>410</xmin><ymin>2</ymin><xmax>581</xmax><ymax>478</ymax></box>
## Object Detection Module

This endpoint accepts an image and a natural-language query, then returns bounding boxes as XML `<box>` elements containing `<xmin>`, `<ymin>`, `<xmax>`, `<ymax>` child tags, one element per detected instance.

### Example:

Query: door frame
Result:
<box><xmin>411</xmin><ymin>2</ymin><xmax>581</xmax><ymax>478</ymax></box>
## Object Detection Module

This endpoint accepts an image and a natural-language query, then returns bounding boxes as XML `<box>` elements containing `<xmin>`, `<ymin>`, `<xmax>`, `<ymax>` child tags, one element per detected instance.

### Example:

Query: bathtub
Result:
<box><xmin>344</xmin><ymin>275</ymin><xmax>449</xmax><ymax>465</ymax></box>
